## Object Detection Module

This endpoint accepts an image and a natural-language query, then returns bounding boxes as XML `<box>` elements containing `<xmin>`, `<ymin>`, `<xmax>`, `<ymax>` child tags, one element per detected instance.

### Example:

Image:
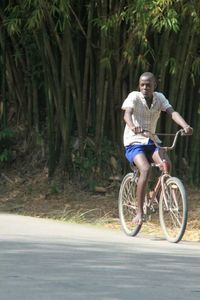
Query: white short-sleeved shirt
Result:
<box><xmin>121</xmin><ymin>91</ymin><xmax>172</xmax><ymax>146</ymax></box>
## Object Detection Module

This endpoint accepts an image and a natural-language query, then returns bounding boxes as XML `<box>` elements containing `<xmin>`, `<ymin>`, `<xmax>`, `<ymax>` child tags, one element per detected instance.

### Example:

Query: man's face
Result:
<box><xmin>139</xmin><ymin>76</ymin><xmax>155</xmax><ymax>99</ymax></box>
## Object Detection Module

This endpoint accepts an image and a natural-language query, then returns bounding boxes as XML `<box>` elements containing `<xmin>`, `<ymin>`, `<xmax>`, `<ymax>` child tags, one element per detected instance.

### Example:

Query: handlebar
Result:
<box><xmin>142</xmin><ymin>129</ymin><xmax>187</xmax><ymax>151</ymax></box>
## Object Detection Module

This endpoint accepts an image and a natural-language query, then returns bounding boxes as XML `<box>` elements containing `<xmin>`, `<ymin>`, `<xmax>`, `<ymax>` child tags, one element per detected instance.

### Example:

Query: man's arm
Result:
<box><xmin>166</xmin><ymin>107</ymin><xmax>193</xmax><ymax>134</ymax></box>
<box><xmin>123</xmin><ymin>108</ymin><xmax>143</xmax><ymax>134</ymax></box>
<box><xmin>123</xmin><ymin>107</ymin><xmax>134</xmax><ymax>130</ymax></box>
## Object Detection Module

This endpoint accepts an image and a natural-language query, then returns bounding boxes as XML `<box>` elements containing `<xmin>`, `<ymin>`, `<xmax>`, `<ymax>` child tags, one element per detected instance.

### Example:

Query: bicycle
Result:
<box><xmin>118</xmin><ymin>129</ymin><xmax>189</xmax><ymax>243</ymax></box>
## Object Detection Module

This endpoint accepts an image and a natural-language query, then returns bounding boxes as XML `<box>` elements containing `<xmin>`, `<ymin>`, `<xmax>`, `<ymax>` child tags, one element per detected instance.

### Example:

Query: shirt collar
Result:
<box><xmin>139</xmin><ymin>92</ymin><xmax>157</xmax><ymax>108</ymax></box>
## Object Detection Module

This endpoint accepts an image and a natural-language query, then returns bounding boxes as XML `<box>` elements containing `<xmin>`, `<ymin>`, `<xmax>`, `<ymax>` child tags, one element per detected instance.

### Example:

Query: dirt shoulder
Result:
<box><xmin>0</xmin><ymin>166</ymin><xmax>200</xmax><ymax>242</ymax></box>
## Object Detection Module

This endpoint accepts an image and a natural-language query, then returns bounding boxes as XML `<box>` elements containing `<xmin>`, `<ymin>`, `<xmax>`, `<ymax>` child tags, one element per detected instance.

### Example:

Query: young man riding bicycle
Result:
<box><xmin>121</xmin><ymin>72</ymin><xmax>193</xmax><ymax>225</ymax></box>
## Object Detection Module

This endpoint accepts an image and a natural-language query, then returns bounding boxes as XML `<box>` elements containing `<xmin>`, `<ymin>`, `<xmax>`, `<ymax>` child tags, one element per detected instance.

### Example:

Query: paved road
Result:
<box><xmin>0</xmin><ymin>213</ymin><xmax>200</xmax><ymax>300</ymax></box>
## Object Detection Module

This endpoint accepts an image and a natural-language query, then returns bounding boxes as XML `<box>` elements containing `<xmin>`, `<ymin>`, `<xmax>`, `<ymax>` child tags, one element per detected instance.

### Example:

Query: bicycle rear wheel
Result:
<box><xmin>159</xmin><ymin>177</ymin><xmax>188</xmax><ymax>243</ymax></box>
<box><xmin>118</xmin><ymin>173</ymin><xmax>142</xmax><ymax>236</ymax></box>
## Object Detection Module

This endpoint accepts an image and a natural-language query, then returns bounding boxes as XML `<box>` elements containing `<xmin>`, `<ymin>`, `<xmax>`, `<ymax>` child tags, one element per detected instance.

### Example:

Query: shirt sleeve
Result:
<box><xmin>121</xmin><ymin>92</ymin><xmax>137</xmax><ymax>110</ymax></box>
<box><xmin>158</xmin><ymin>93</ymin><xmax>172</xmax><ymax>111</ymax></box>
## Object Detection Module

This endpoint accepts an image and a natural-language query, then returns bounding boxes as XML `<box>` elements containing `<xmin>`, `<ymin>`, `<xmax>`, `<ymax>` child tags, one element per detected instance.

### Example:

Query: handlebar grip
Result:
<box><xmin>180</xmin><ymin>129</ymin><xmax>191</xmax><ymax>136</ymax></box>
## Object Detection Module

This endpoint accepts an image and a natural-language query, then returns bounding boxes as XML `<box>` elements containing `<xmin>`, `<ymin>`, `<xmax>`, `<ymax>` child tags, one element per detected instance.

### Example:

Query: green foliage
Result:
<box><xmin>1</xmin><ymin>0</ymin><xmax>200</xmax><ymax>185</ymax></box>
<box><xmin>73</xmin><ymin>145</ymin><xmax>97</xmax><ymax>179</ymax></box>
<box><xmin>167</xmin><ymin>57</ymin><xmax>177</xmax><ymax>75</ymax></box>
<box><xmin>3</xmin><ymin>0</ymin><xmax>70</xmax><ymax>34</ymax></box>
<box><xmin>0</xmin><ymin>128</ymin><xmax>15</xmax><ymax>162</ymax></box>
<box><xmin>50</xmin><ymin>182</ymin><xmax>60</xmax><ymax>194</ymax></box>
<box><xmin>125</xmin><ymin>0</ymin><xmax>180</xmax><ymax>33</ymax></box>
<box><xmin>94</xmin><ymin>10</ymin><xmax>126</xmax><ymax>33</ymax></box>
<box><xmin>3</xmin><ymin>4</ymin><xmax>22</xmax><ymax>35</ymax></box>
<box><xmin>73</xmin><ymin>137</ymin><xmax>115</xmax><ymax>186</ymax></box>
<box><xmin>151</xmin><ymin>8</ymin><xmax>179</xmax><ymax>32</ymax></box>
<box><xmin>192</xmin><ymin>57</ymin><xmax>200</xmax><ymax>76</ymax></box>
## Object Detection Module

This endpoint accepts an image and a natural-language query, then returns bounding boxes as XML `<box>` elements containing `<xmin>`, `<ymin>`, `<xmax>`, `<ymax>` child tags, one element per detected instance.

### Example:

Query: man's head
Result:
<box><xmin>139</xmin><ymin>72</ymin><xmax>156</xmax><ymax>99</ymax></box>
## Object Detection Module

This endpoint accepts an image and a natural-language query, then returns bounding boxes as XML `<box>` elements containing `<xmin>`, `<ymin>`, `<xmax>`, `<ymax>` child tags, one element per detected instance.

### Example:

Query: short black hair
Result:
<box><xmin>139</xmin><ymin>72</ymin><xmax>156</xmax><ymax>82</ymax></box>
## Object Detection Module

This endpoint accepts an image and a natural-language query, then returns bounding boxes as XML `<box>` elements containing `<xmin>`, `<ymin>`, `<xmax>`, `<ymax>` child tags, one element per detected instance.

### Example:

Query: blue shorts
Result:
<box><xmin>125</xmin><ymin>139</ymin><xmax>160</xmax><ymax>164</ymax></box>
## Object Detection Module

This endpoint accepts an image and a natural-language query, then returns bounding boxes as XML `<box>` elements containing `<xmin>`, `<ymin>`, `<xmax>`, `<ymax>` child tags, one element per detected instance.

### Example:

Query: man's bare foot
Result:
<box><xmin>132</xmin><ymin>214</ymin><xmax>143</xmax><ymax>225</ymax></box>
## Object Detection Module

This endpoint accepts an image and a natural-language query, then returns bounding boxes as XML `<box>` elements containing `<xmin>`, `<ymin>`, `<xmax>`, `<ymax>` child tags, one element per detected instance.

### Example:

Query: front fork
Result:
<box><xmin>160</xmin><ymin>160</ymin><xmax>172</xmax><ymax>209</ymax></box>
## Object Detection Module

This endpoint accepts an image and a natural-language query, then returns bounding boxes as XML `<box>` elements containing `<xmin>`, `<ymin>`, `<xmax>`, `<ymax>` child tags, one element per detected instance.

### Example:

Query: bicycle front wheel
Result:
<box><xmin>118</xmin><ymin>173</ymin><xmax>142</xmax><ymax>236</ymax></box>
<box><xmin>159</xmin><ymin>177</ymin><xmax>188</xmax><ymax>243</ymax></box>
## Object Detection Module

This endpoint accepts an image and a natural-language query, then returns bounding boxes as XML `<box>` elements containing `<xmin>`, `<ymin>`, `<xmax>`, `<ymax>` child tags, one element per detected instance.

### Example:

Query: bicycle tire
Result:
<box><xmin>118</xmin><ymin>173</ymin><xmax>142</xmax><ymax>236</ymax></box>
<box><xmin>159</xmin><ymin>176</ymin><xmax>188</xmax><ymax>243</ymax></box>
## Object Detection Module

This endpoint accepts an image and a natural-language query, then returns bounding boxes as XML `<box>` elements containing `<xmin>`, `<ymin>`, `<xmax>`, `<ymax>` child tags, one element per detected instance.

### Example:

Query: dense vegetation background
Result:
<box><xmin>0</xmin><ymin>0</ymin><xmax>200</xmax><ymax>187</ymax></box>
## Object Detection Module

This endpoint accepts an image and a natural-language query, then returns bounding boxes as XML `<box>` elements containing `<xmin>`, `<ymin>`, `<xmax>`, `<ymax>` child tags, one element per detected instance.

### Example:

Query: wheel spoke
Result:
<box><xmin>169</xmin><ymin>207</ymin><xmax>182</xmax><ymax>227</ymax></box>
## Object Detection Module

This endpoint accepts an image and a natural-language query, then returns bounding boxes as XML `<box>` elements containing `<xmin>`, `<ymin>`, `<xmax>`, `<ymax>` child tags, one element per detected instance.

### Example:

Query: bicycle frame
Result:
<box><xmin>143</xmin><ymin>129</ymin><xmax>186</xmax><ymax>213</ymax></box>
<box><xmin>145</xmin><ymin>168</ymin><xmax>171</xmax><ymax>214</ymax></box>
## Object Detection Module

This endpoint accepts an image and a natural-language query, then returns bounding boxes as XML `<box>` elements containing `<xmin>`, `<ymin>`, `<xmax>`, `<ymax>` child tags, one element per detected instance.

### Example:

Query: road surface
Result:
<box><xmin>0</xmin><ymin>213</ymin><xmax>200</xmax><ymax>300</ymax></box>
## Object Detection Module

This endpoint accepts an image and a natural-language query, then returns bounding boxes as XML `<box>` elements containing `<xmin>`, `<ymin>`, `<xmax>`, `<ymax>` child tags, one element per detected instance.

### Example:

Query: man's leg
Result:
<box><xmin>152</xmin><ymin>149</ymin><xmax>171</xmax><ymax>170</ymax></box>
<box><xmin>133</xmin><ymin>153</ymin><xmax>151</xmax><ymax>225</ymax></box>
